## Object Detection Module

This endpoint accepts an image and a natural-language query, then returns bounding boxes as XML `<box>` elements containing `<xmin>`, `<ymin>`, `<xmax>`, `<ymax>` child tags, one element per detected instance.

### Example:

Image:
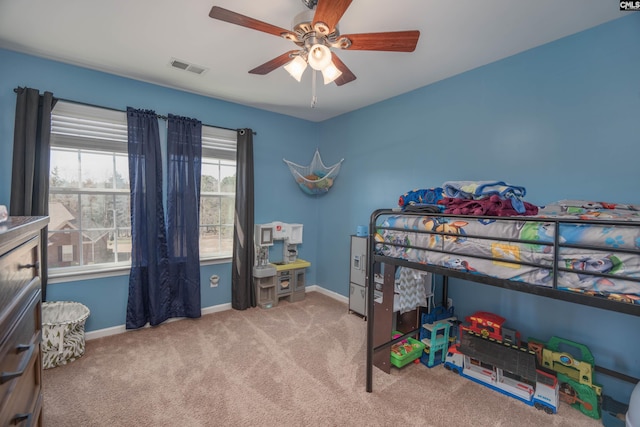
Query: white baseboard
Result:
<box><xmin>306</xmin><ymin>285</ymin><xmax>348</xmax><ymax>304</ymax></box>
<box><xmin>85</xmin><ymin>287</ymin><xmax>344</xmax><ymax>341</ymax></box>
<box><xmin>85</xmin><ymin>324</ymin><xmax>127</xmax><ymax>341</ymax></box>
<box><xmin>202</xmin><ymin>302</ymin><xmax>232</xmax><ymax>315</ymax></box>
<box><xmin>85</xmin><ymin>302</ymin><xmax>233</xmax><ymax>341</ymax></box>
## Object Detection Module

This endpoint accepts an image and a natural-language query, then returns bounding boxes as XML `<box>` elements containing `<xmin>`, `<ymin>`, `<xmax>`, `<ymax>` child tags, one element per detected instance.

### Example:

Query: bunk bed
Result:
<box><xmin>365</xmin><ymin>201</ymin><xmax>640</xmax><ymax>392</ymax></box>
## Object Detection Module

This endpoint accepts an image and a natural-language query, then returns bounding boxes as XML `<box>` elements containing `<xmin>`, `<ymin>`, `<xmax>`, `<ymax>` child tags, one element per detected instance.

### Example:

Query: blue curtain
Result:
<box><xmin>166</xmin><ymin>114</ymin><xmax>202</xmax><ymax>319</ymax></box>
<box><xmin>126</xmin><ymin>108</ymin><xmax>170</xmax><ymax>329</ymax></box>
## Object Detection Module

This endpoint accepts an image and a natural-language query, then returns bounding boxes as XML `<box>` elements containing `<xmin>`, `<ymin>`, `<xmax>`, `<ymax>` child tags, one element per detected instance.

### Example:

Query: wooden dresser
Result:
<box><xmin>0</xmin><ymin>216</ymin><xmax>48</xmax><ymax>426</ymax></box>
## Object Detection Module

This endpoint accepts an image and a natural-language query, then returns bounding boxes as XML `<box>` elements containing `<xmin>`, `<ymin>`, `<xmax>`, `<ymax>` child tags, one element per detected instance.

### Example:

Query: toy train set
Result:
<box><xmin>412</xmin><ymin>309</ymin><xmax>603</xmax><ymax>420</ymax></box>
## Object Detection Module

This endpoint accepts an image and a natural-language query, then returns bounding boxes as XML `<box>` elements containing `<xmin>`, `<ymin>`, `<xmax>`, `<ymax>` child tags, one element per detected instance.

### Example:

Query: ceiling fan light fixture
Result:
<box><xmin>284</xmin><ymin>55</ymin><xmax>308</xmax><ymax>82</ymax></box>
<box><xmin>209</xmin><ymin>3</ymin><xmax>419</xmax><ymax>90</ymax></box>
<box><xmin>321</xmin><ymin>62</ymin><xmax>342</xmax><ymax>85</ymax></box>
<box><xmin>307</xmin><ymin>44</ymin><xmax>332</xmax><ymax>71</ymax></box>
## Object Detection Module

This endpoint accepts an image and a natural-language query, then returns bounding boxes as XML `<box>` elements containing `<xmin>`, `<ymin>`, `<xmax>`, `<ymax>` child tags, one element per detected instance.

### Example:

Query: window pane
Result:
<box><xmin>81</xmin><ymin>152</ymin><xmax>113</xmax><ymax>188</ymax></box>
<box><xmin>49</xmin><ymin>194</ymin><xmax>79</xmax><ymax>221</ymax></box>
<box><xmin>114</xmin><ymin>228</ymin><xmax>132</xmax><ymax>263</ymax></box>
<box><xmin>201</xmin><ymin>162</ymin><xmax>219</xmax><ymax>192</ymax></box>
<box><xmin>115</xmin><ymin>195</ymin><xmax>131</xmax><ymax>229</ymax></box>
<box><xmin>220</xmin><ymin>164</ymin><xmax>236</xmax><ymax>192</ymax></box>
<box><xmin>48</xmin><ymin>230</ymin><xmax>81</xmax><ymax>268</ymax></box>
<box><xmin>220</xmin><ymin>225</ymin><xmax>234</xmax><ymax>254</ymax></box>
<box><xmin>221</xmin><ymin>197</ymin><xmax>234</xmax><ymax>224</ymax></box>
<box><xmin>80</xmin><ymin>194</ymin><xmax>112</xmax><ymax>229</ymax></box>
<box><xmin>86</xmin><ymin>238</ymin><xmax>114</xmax><ymax>265</ymax></box>
<box><xmin>200</xmin><ymin>226</ymin><xmax>221</xmax><ymax>255</ymax></box>
<box><xmin>114</xmin><ymin>155</ymin><xmax>129</xmax><ymax>190</ymax></box>
<box><xmin>76</xmin><ymin>194</ymin><xmax>113</xmax><ymax>266</ymax></box>
<box><xmin>200</xmin><ymin>196</ymin><xmax>220</xmax><ymax>225</ymax></box>
<box><xmin>50</xmin><ymin>149</ymin><xmax>79</xmax><ymax>188</ymax></box>
<box><xmin>200</xmin><ymin>225</ymin><xmax>233</xmax><ymax>257</ymax></box>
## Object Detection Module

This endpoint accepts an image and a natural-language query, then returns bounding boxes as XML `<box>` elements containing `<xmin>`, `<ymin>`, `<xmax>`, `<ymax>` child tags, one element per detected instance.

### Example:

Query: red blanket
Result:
<box><xmin>440</xmin><ymin>195</ymin><xmax>538</xmax><ymax>216</ymax></box>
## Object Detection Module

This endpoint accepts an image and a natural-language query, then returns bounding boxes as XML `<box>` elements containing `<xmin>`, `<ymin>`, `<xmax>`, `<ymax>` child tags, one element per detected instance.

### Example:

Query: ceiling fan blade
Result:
<box><xmin>330</xmin><ymin>53</ymin><xmax>356</xmax><ymax>86</ymax></box>
<box><xmin>313</xmin><ymin>0</ymin><xmax>353</xmax><ymax>33</ymax></box>
<box><xmin>341</xmin><ymin>30</ymin><xmax>420</xmax><ymax>52</ymax></box>
<box><xmin>248</xmin><ymin>51</ymin><xmax>297</xmax><ymax>75</ymax></box>
<box><xmin>209</xmin><ymin>6</ymin><xmax>294</xmax><ymax>39</ymax></box>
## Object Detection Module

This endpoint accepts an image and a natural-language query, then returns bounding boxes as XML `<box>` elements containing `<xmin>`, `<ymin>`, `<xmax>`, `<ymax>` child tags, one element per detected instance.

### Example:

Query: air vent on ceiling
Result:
<box><xmin>169</xmin><ymin>58</ymin><xmax>208</xmax><ymax>75</ymax></box>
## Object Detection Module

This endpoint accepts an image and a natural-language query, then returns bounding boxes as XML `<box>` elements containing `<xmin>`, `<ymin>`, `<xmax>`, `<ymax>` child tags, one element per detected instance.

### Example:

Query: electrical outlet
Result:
<box><xmin>210</xmin><ymin>275</ymin><xmax>219</xmax><ymax>288</ymax></box>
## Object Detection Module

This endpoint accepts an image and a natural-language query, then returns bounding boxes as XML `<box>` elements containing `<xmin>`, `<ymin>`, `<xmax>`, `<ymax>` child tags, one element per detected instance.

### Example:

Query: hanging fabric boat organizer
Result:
<box><xmin>284</xmin><ymin>149</ymin><xmax>344</xmax><ymax>195</ymax></box>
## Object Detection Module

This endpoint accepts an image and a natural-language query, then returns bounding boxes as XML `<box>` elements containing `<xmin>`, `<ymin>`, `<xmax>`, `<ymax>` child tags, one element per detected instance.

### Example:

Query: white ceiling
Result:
<box><xmin>0</xmin><ymin>0</ymin><xmax>626</xmax><ymax>122</ymax></box>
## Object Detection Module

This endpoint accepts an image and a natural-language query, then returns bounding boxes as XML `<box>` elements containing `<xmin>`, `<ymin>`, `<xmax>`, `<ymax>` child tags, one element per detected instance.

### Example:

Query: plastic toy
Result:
<box><xmin>444</xmin><ymin>310</ymin><xmax>603</xmax><ymax>419</ymax></box>
<box><xmin>419</xmin><ymin>307</ymin><xmax>457</xmax><ymax>368</ymax></box>
<box><xmin>390</xmin><ymin>331</ymin><xmax>425</xmax><ymax>368</ymax></box>
<box><xmin>420</xmin><ymin>321</ymin><xmax>451</xmax><ymax>368</ymax></box>
<box><xmin>464</xmin><ymin>311</ymin><xmax>520</xmax><ymax>346</ymax></box>
<box><xmin>445</xmin><ymin>328</ymin><xmax>558</xmax><ymax>414</ymax></box>
<box><xmin>528</xmin><ymin>336</ymin><xmax>602</xmax><ymax>419</ymax></box>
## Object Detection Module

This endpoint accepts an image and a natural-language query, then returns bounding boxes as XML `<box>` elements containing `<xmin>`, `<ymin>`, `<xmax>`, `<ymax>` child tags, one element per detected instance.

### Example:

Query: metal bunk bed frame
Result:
<box><xmin>365</xmin><ymin>208</ymin><xmax>640</xmax><ymax>392</ymax></box>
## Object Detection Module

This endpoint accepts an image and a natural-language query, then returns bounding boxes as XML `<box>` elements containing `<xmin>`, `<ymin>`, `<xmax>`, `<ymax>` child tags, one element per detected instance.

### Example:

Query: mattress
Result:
<box><xmin>374</xmin><ymin>207</ymin><xmax>640</xmax><ymax>304</ymax></box>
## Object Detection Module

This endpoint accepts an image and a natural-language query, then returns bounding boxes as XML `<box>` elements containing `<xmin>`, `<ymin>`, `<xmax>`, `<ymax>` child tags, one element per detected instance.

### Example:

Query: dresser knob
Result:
<box><xmin>18</xmin><ymin>261</ymin><xmax>39</xmax><ymax>270</ymax></box>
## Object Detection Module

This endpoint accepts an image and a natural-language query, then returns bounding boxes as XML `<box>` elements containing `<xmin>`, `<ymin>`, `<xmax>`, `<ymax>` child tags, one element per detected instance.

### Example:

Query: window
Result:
<box><xmin>199</xmin><ymin>126</ymin><xmax>237</xmax><ymax>259</ymax></box>
<box><xmin>48</xmin><ymin>101</ymin><xmax>237</xmax><ymax>278</ymax></box>
<box><xmin>49</xmin><ymin>101</ymin><xmax>130</xmax><ymax>276</ymax></box>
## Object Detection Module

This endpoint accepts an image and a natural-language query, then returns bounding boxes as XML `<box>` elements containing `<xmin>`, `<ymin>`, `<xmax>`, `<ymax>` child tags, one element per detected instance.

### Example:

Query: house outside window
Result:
<box><xmin>48</xmin><ymin>101</ymin><xmax>237</xmax><ymax>279</ymax></box>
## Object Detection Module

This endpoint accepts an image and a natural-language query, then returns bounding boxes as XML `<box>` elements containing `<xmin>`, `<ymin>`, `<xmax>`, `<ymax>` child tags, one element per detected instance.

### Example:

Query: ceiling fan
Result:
<box><xmin>209</xmin><ymin>0</ymin><xmax>420</xmax><ymax>86</ymax></box>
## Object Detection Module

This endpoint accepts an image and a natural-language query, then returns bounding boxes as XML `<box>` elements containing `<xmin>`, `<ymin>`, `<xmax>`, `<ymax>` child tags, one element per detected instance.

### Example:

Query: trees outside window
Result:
<box><xmin>48</xmin><ymin>101</ymin><xmax>237</xmax><ymax>278</ymax></box>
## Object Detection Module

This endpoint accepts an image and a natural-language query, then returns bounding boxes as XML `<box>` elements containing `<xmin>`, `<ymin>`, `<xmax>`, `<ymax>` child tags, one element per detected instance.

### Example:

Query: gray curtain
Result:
<box><xmin>231</xmin><ymin>129</ymin><xmax>255</xmax><ymax>310</ymax></box>
<box><xmin>10</xmin><ymin>87</ymin><xmax>57</xmax><ymax>301</ymax></box>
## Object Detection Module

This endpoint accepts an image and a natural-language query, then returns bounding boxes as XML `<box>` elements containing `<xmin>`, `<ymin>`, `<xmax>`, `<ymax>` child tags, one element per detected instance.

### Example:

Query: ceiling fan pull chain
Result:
<box><xmin>311</xmin><ymin>70</ymin><xmax>317</xmax><ymax>108</ymax></box>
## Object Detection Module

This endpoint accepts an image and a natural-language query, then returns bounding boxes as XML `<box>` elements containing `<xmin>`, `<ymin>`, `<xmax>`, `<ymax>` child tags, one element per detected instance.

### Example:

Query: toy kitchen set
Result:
<box><xmin>253</xmin><ymin>221</ymin><xmax>310</xmax><ymax>309</ymax></box>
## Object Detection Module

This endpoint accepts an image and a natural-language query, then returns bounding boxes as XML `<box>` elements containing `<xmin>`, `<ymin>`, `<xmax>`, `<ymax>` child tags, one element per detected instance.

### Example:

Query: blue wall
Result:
<box><xmin>0</xmin><ymin>49</ymin><xmax>322</xmax><ymax>332</ymax></box>
<box><xmin>1</xmin><ymin>13</ymin><xmax>638</xmax><ymax>403</ymax></box>
<box><xmin>316</xmin><ymin>14</ymin><xmax>640</xmax><ymax>402</ymax></box>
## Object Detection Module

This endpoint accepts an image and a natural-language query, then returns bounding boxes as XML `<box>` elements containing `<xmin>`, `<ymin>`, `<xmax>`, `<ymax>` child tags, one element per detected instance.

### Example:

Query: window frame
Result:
<box><xmin>198</xmin><ymin>125</ymin><xmax>238</xmax><ymax>261</ymax></box>
<box><xmin>47</xmin><ymin>102</ymin><xmax>238</xmax><ymax>282</ymax></box>
<box><xmin>48</xmin><ymin>101</ymin><xmax>132</xmax><ymax>281</ymax></box>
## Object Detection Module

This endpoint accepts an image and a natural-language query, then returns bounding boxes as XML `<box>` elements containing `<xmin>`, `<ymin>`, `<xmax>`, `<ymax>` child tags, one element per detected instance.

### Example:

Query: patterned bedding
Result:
<box><xmin>374</xmin><ymin>203</ymin><xmax>640</xmax><ymax>304</ymax></box>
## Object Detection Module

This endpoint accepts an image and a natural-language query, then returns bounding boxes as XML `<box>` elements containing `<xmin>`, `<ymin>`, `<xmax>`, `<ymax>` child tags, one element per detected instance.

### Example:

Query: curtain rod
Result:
<box><xmin>13</xmin><ymin>88</ymin><xmax>256</xmax><ymax>135</ymax></box>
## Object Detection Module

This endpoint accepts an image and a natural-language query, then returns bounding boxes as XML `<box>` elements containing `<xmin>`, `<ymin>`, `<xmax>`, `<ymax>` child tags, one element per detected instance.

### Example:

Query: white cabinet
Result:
<box><xmin>349</xmin><ymin>235</ymin><xmax>368</xmax><ymax>317</ymax></box>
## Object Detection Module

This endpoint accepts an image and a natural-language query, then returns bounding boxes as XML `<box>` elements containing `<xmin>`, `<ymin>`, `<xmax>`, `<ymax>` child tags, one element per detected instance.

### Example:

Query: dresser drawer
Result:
<box><xmin>0</xmin><ymin>343</ymin><xmax>42</xmax><ymax>426</ymax></box>
<box><xmin>0</xmin><ymin>342</ymin><xmax>41</xmax><ymax>427</ymax></box>
<box><xmin>0</xmin><ymin>236</ymin><xmax>39</xmax><ymax>316</ymax></box>
<box><xmin>0</xmin><ymin>289</ymin><xmax>42</xmax><ymax>417</ymax></box>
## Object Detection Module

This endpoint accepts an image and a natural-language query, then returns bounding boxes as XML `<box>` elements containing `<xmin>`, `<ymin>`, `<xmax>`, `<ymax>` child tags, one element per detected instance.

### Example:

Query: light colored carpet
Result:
<box><xmin>42</xmin><ymin>292</ymin><xmax>603</xmax><ymax>426</ymax></box>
